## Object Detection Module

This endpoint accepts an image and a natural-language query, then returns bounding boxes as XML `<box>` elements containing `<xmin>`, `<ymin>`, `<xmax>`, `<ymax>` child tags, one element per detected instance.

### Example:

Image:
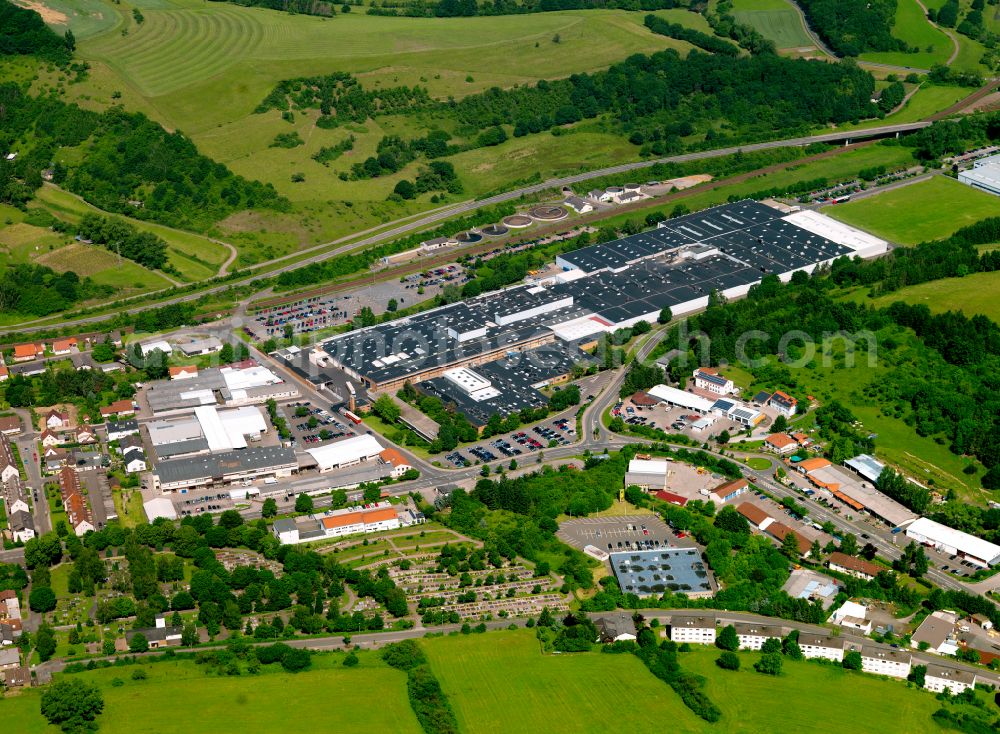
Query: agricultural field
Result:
<box><xmin>0</xmin><ymin>654</ymin><xmax>421</xmax><ymax>734</ymax></box>
<box><xmin>864</xmin><ymin>270</ymin><xmax>1000</xmax><ymax>323</ymax></box>
<box><xmin>731</xmin><ymin>0</ymin><xmax>815</xmax><ymax>51</ymax></box>
<box><xmin>827</xmin><ymin>176</ymin><xmax>1000</xmax><ymax>244</ymax></box>
<box><xmin>859</xmin><ymin>0</ymin><xmax>953</xmax><ymax>70</ymax></box>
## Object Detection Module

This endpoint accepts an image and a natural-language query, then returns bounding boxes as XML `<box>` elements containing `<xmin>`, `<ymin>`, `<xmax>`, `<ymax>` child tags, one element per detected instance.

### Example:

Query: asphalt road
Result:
<box><xmin>1</xmin><ymin>121</ymin><xmax>933</xmax><ymax>338</ymax></box>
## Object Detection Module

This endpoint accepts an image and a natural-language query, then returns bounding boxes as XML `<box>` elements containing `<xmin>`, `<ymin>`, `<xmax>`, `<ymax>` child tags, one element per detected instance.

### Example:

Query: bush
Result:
<box><xmin>280</xmin><ymin>647</ymin><xmax>312</xmax><ymax>672</ymax></box>
<box><xmin>716</xmin><ymin>651</ymin><xmax>740</xmax><ymax>670</ymax></box>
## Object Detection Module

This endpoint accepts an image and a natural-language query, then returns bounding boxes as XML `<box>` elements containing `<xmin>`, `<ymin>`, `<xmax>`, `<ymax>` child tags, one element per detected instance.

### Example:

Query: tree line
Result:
<box><xmin>74</xmin><ymin>213</ymin><xmax>169</xmax><ymax>270</ymax></box>
<box><xmin>367</xmin><ymin>0</ymin><xmax>683</xmax><ymax>17</ymax></box>
<box><xmin>643</xmin><ymin>13</ymin><xmax>740</xmax><ymax>56</ymax></box>
<box><xmin>256</xmin><ymin>71</ymin><xmax>430</xmax><ymax>122</ymax></box>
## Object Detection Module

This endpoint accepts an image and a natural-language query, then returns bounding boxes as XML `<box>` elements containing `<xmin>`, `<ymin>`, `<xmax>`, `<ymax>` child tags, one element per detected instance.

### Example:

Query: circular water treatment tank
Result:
<box><xmin>528</xmin><ymin>205</ymin><xmax>568</xmax><ymax>221</ymax></box>
<box><xmin>503</xmin><ymin>214</ymin><xmax>533</xmax><ymax>228</ymax></box>
<box><xmin>455</xmin><ymin>231</ymin><xmax>483</xmax><ymax>243</ymax></box>
<box><xmin>606</xmin><ymin>186</ymin><xmax>624</xmax><ymax>194</ymax></box>
<box><xmin>481</xmin><ymin>223</ymin><xmax>509</xmax><ymax>237</ymax></box>
<box><xmin>624</xmin><ymin>182</ymin><xmax>641</xmax><ymax>192</ymax></box>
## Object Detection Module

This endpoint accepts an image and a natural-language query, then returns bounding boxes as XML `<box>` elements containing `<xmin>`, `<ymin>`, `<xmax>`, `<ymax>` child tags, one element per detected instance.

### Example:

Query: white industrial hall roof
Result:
<box><xmin>628</xmin><ymin>459</ymin><xmax>670</xmax><ymax>475</ymax></box>
<box><xmin>647</xmin><ymin>384</ymin><xmax>715</xmax><ymax>413</ymax></box>
<box><xmin>906</xmin><ymin>517</ymin><xmax>1000</xmax><ymax>565</ymax></box>
<box><xmin>306</xmin><ymin>434</ymin><xmax>384</xmax><ymax>470</ymax></box>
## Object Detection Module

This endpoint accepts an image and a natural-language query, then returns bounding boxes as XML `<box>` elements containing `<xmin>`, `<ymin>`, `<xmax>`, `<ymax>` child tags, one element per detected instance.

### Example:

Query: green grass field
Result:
<box><xmin>860</xmin><ymin>0</ymin><xmax>953</xmax><ymax>69</ymax></box>
<box><xmin>0</xmin><ymin>655</ymin><xmax>420</xmax><ymax>734</ymax></box>
<box><xmin>827</xmin><ymin>176</ymin><xmax>1000</xmax><ymax>245</ymax></box>
<box><xmin>33</xmin><ymin>185</ymin><xmax>230</xmax><ymax>281</ymax></box>
<box><xmin>866</xmin><ymin>270</ymin><xmax>1000</xmax><ymax>322</ymax></box>
<box><xmin>682</xmin><ymin>648</ymin><xmax>946</xmax><ymax>733</ymax></box>
<box><xmin>731</xmin><ymin>0</ymin><xmax>814</xmax><ymax>50</ymax></box>
<box><xmin>424</xmin><ymin>630</ymin><xmax>706</xmax><ymax>734</ymax></box>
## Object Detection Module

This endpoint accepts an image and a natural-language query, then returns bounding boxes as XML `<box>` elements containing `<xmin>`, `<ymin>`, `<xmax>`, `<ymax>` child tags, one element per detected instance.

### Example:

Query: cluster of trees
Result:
<box><xmin>0</xmin><ymin>263</ymin><xmax>111</xmax><ymax>317</ymax></box>
<box><xmin>620</xmin><ymin>360</ymin><xmax>664</xmax><ymax>398</ymax></box>
<box><xmin>312</xmin><ymin>135</ymin><xmax>355</xmax><ymax>166</ymax></box>
<box><xmin>705</xmin><ymin>0</ymin><xmax>776</xmax><ymax>55</ymax></box>
<box><xmin>0</xmin><ymin>84</ymin><xmax>286</xmax><ymax>231</ymax></box>
<box><xmin>902</xmin><ymin>110</ymin><xmax>1000</xmax><ymax>161</ymax></box>
<box><xmin>392</xmin><ymin>160</ymin><xmax>462</xmax><ymax>200</ymax></box>
<box><xmin>635</xmin><ymin>634</ymin><xmax>721</xmax><ymax>721</ymax></box>
<box><xmin>75</xmin><ymin>213</ymin><xmax>169</xmax><ymax>270</ymax></box>
<box><xmin>796</xmin><ymin>0</ymin><xmax>910</xmax><ymax>57</ymax></box>
<box><xmin>382</xmin><ymin>640</ymin><xmax>459</xmax><ymax>734</ymax></box>
<box><xmin>4</xmin><ymin>363</ymin><xmax>132</xmax><ymax>414</ymax></box>
<box><xmin>256</xmin><ymin>71</ymin><xmax>430</xmax><ymax>122</ymax></box>
<box><xmin>877</xmin><ymin>467</ymin><xmax>932</xmax><ymax>514</ymax></box>
<box><xmin>0</xmin><ymin>0</ymin><xmax>73</xmax><ymax>64</ymax></box>
<box><xmin>643</xmin><ymin>14</ymin><xmax>740</xmax><ymax>56</ymax></box>
<box><xmin>396</xmin><ymin>382</ymin><xmax>479</xmax><ymax>452</ymax></box>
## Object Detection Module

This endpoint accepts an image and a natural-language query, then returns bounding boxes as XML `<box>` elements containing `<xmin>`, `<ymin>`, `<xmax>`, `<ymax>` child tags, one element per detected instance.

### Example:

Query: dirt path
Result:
<box><xmin>216</xmin><ymin>240</ymin><xmax>239</xmax><ymax>276</ymax></box>
<box><xmin>913</xmin><ymin>0</ymin><xmax>961</xmax><ymax>66</ymax></box>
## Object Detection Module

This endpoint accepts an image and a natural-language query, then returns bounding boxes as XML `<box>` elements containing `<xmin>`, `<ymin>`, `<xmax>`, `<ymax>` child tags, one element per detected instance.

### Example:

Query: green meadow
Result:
<box><xmin>731</xmin><ymin>0</ymin><xmax>814</xmax><ymax>50</ymax></box>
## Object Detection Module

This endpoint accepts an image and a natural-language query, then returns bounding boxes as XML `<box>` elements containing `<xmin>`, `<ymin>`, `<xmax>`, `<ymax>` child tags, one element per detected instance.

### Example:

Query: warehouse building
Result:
<box><xmin>624</xmin><ymin>458</ymin><xmax>671</xmax><ymax>491</ymax></box>
<box><xmin>152</xmin><ymin>446</ymin><xmax>297</xmax><ymax>492</ymax></box>
<box><xmin>905</xmin><ymin>517</ymin><xmax>1000</xmax><ymax>567</ymax></box>
<box><xmin>958</xmin><ymin>153</ymin><xmax>1000</xmax><ymax>196</ymax></box>
<box><xmin>319</xmin><ymin>201</ymin><xmax>886</xmax><ymax>402</ymax></box>
<box><xmin>306</xmin><ymin>434</ymin><xmax>384</xmax><ymax>473</ymax></box>
<box><xmin>144</xmin><ymin>363</ymin><xmax>297</xmax><ymax>416</ymax></box>
<box><xmin>272</xmin><ymin>501</ymin><xmax>403</xmax><ymax>545</ymax></box>
<box><xmin>610</xmin><ymin>548</ymin><xmax>714</xmax><ymax>598</ymax></box>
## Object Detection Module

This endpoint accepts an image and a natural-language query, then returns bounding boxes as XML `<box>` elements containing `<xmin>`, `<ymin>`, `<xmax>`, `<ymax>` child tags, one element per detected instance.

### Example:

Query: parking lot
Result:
<box><xmin>443</xmin><ymin>416</ymin><xmax>576</xmax><ymax>468</ymax></box>
<box><xmin>246</xmin><ymin>264</ymin><xmax>467</xmax><ymax>340</ymax></box>
<box><xmin>615</xmin><ymin>392</ymin><xmax>784</xmax><ymax>442</ymax></box>
<box><xmin>557</xmin><ymin>515</ymin><xmax>696</xmax><ymax>556</ymax></box>
<box><xmin>282</xmin><ymin>400</ymin><xmax>359</xmax><ymax>449</ymax></box>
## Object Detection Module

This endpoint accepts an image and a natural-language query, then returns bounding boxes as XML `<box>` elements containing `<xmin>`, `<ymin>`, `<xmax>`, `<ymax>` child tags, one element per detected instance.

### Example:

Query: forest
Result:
<box><xmin>74</xmin><ymin>213</ymin><xmax>169</xmax><ymax>271</ymax></box>
<box><xmin>0</xmin><ymin>0</ymin><xmax>72</xmax><ymax>65</ymax></box>
<box><xmin>796</xmin><ymin>0</ymin><xmax>910</xmax><ymax>57</ymax></box>
<box><xmin>660</xmin><ymin>254</ymin><xmax>1000</xmax><ymax>488</ymax></box>
<box><xmin>0</xmin><ymin>263</ymin><xmax>112</xmax><ymax>317</ymax></box>
<box><xmin>902</xmin><ymin>111</ymin><xmax>1000</xmax><ymax>160</ymax></box>
<box><xmin>0</xmin><ymin>83</ymin><xmax>287</xmax><ymax>231</ymax></box>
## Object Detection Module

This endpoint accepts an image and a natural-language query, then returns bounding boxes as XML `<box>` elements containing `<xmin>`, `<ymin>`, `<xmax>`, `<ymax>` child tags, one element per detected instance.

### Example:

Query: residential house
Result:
<box><xmin>708</xmin><ymin>478</ymin><xmax>749</xmax><ymax>505</ymax></box>
<box><xmin>58</xmin><ymin>466</ymin><xmax>94</xmax><ymax>536</ymax></box>
<box><xmin>734</xmin><ymin>623</ymin><xmax>783</xmax><ymax>651</ymax></box>
<box><xmin>798</xmin><ymin>634</ymin><xmax>844</xmax><ymax>661</ymax></box>
<box><xmin>51</xmin><ymin>337</ymin><xmax>77</xmax><ymax>356</ymax></box>
<box><xmin>12</xmin><ymin>343</ymin><xmax>43</xmax><ymax>363</ymax></box>
<box><xmin>860</xmin><ymin>645</ymin><xmax>911</xmax><ymax>678</ymax></box>
<box><xmin>764</xmin><ymin>433</ymin><xmax>798</xmax><ymax>455</ymax></box>
<box><xmin>594</xmin><ymin>615</ymin><xmax>638</xmax><ymax>644</ymax></box>
<box><xmin>668</xmin><ymin>615</ymin><xmax>716</xmax><ymax>644</ymax></box>
<box><xmin>0</xmin><ymin>623</ymin><xmax>17</xmax><ymax>646</ymax></box>
<box><xmin>40</xmin><ymin>430</ymin><xmax>60</xmax><ymax>448</ymax></box>
<box><xmin>0</xmin><ymin>436</ymin><xmax>18</xmax><ymax>483</ymax></box>
<box><xmin>169</xmin><ymin>365</ymin><xmax>198</xmax><ymax>380</ymax></box>
<box><xmin>692</xmin><ymin>367</ymin><xmax>734</xmax><ymax>395</ymax></box>
<box><xmin>0</xmin><ymin>365</ymin><xmax>7</xmax><ymax>382</ymax></box>
<box><xmin>910</xmin><ymin>610</ymin><xmax>960</xmax><ymax>656</ymax></box>
<box><xmin>75</xmin><ymin>427</ymin><xmax>96</xmax><ymax>445</ymax></box>
<box><xmin>100</xmin><ymin>400</ymin><xmax>136</xmax><ymax>419</ymax></box>
<box><xmin>0</xmin><ymin>415</ymin><xmax>20</xmax><ymax>436</ymax></box>
<box><xmin>119</xmin><ymin>434</ymin><xmax>143</xmax><ymax>452</ymax></box>
<box><xmin>828</xmin><ymin>552</ymin><xmax>881</xmax><ymax>581</ymax></box>
<box><xmin>108</xmin><ymin>330</ymin><xmax>123</xmax><ymax>348</ymax></box>
<box><xmin>123</xmin><ymin>447</ymin><xmax>147</xmax><ymax>474</ymax></box>
<box><xmin>379</xmin><ymin>448</ymin><xmax>412</xmax><ymax>479</ymax></box>
<box><xmin>924</xmin><ymin>664</ymin><xmax>976</xmax><ymax>694</ymax></box>
<box><xmin>9</xmin><ymin>510</ymin><xmax>35</xmax><ymax>543</ymax></box>
<box><xmin>45</xmin><ymin>409</ymin><xmax>70</xmax><ymax>430</ymax></box>
<box><xmin>829</xmin><ymin>600</ymin><xmax>872</xmax><ymax>634</ymax></box>
<box><xmin>768</xmin><ymin>391</ymin><xmax>798</xmax><ymax>417</ymax></box>
<box><xmin>0</xmin><ymin>646</ymin><xmax>20</xmax><ymax>670</ymax></box>
<box><xmin>792</xmin><ymin>432</ymin><xmax>811</xmax><ymax>447</ymax></box>
<box><xmin>3</xmin><ymin>665</ymin><xmax>28</xmax><ymax>687</ymax></box>
<box><xmin>107</xmin><ymin>419</ymin><xmax>140</xmax><ymax>442</ymax></box>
